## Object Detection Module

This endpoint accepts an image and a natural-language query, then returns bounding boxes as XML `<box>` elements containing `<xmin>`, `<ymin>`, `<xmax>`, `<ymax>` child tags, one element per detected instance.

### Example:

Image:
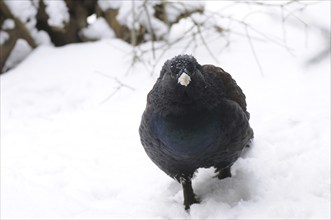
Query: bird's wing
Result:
<box><xmin>202</xmin><ymin>65</ymin><xmax>250</xmax><ymax>119</ymax></box>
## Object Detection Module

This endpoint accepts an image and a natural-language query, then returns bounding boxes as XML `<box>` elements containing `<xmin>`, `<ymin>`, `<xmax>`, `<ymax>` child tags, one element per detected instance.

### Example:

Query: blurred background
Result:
<box><xmin>1</xmin><ymin>0</ymin><xmax>330</xmax><ymax>73</ymax></box>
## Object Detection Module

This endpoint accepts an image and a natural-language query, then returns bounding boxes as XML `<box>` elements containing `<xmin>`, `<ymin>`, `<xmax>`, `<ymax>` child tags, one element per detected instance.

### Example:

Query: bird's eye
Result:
<box><xmin>171</xmin><ymin>63</ymin><xmax>183</xmax><ymax>75</ymax></box>
<box><xmin>170</xmin><ymin>65</ymin><xmax>177</xmax><ymax>75</ymax></box>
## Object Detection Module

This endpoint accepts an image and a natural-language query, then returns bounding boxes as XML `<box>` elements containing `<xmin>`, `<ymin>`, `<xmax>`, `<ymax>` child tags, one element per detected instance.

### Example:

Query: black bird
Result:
<box><xmin>139</xmin><ymin>55</ymin><xmax>253</xmax><ymax>210</ymax></box>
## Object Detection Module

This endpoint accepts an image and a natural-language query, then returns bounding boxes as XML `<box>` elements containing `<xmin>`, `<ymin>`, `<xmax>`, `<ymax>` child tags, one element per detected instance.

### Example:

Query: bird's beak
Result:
<box><xmin>177</xmin><ymin>70</ymin><xmax>191</xmax><ymax>87</ymax></box>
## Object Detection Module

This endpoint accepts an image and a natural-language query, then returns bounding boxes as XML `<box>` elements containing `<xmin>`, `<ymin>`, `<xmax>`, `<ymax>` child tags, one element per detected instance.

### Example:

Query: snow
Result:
<box><xmin>115</xmin><ymin>1</ymin><xmax>169</xmax><ymax>39</ymax></box>
<box><xmin>1</xmin><ymin>2</ymin><xmax>330</xmax><ymax>219</ymax></box>
<box><xmin>0</xmin><ymin>31</ymin><xmax>9</xmax><ymax>45</ymax></box>
<box><xmin>4</xmin><ymin>0</ymin><xmax>37</xmax><ymax>26</ymax></box>
<box><xmin>81</xmin><ymin>17</ymin><xmax>115</xmax><ymax>40</ymax></box>
<box><xmin>2</xmin><ymin>1</ymin><xmax>51</xmax><ymax>71</ymax></box>
<box><xmin>2</xmin><ymin>19</ymin><xmax>15</xmax><ymax>30</ymax></box>
<box><xmin>87</xmin><ymin>14</ymin><xmax>97</xmax><ymax>25</ymax></box>
<box><xmin>3</xmin><ymin>0</ymin><xmax>43</xmax><ymax>43</ymax></box>
<box><xmin>2</xmin><ymin>39</ymin><xmax>33</xmax><ymax>72</ymax></box>
<box><xmin>44</xmin><ymin>0</ymin><xmax>69</xmax><ymax>28</ymax></box>
<box><xmin>97</xmin><ymin>0</ymin><xmax>121</xmax><ymax>11</ymax></box>
<box><xmin>165</xmin><ymin>2</ymin><xmax>204</xmax><ymax>23</ymax></box>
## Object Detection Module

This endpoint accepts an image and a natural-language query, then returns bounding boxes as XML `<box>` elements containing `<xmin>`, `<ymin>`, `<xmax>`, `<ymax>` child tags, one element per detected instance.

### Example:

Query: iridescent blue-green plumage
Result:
<box><xmin>139</xmin><ymin>55</ymin><xmax>253</xmax><ymax>209</ymax></box>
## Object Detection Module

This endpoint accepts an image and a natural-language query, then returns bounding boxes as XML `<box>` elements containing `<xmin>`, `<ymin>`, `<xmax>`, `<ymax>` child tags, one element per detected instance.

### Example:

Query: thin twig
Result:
<box><xmin>95</xmin><ymin>71</ymin><xmax>135</xmax><ymax>104</ymax></box>
<box><xmin>192</xmin><ymin>19</ymin><xmax>219</xmax><ymax>63</ymax></box>
<box><xmin>245</xmin><ymin>24</ymin><xmax>264</xmax><ymax>76</ymax></box>
<box><xmin>282</xmin><ymin>5</ymin><xmax>309</xmax><ymax>48</ymax></box>
<box><xmin>143</xmin><ymin>0</ymin><xmax>156</xmax><ymax>59</ymax></box>
<box><xmin>130</xmin><ymin>0</ymin><xmax>137</xmax><ymax>46</ymax></box>
<box><xmin>126</xmin><ymin>0</ymin><xmax>311</xmax><ymax>77</ymax></box>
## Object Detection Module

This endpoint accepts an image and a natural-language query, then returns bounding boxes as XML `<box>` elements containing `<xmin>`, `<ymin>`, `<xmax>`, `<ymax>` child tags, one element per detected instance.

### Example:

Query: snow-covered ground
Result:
<box><xmin>1</xmin><ymin>2</ymin><xmax>330</xmax><ymax>219</ymax></box>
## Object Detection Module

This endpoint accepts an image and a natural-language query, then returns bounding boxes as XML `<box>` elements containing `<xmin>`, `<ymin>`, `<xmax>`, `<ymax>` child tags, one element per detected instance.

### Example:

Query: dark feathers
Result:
<box><xmin>139</xmin><ymin>54</ymin><xmax>253</xmax><ymax>209</ymax></box>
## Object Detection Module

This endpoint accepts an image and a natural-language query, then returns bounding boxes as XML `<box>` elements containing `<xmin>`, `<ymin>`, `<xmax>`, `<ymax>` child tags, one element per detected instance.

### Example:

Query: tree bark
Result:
<box><xmin>36</xmin><ymin>0</ymin><xmax>98</xmax><ymax>46</ymax></box>
<box><xmin>0</xmin><ymin>1</ymin><xmax>37</xmax><ymax>73</ymax></box>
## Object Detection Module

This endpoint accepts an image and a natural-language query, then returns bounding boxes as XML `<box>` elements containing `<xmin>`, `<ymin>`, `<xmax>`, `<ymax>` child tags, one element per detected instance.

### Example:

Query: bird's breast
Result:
<box><xmin>152</xmin><ymin>111</ymin><xmax>221</xmax><ymax>155</ymax></box>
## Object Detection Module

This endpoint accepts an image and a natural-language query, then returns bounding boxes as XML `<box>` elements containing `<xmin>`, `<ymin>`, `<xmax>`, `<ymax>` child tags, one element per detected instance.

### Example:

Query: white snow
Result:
<box><xmin>4</xmin><ymin>0</ymin><xmax>37</xmax><ymax>27</ymax></box>
<box><xmin>87</xmin><ymin>14</ymin><xmax>97</xmax><ymax>25</ymax></box>
<box><xmin>2</xmin><ymin>19</ymin><xmax>15</xmax><ymax>30</ymax></box>
<box><xmin>81</xmin><ymin>17</ymin><xmax>115</xmax><ymax>40</ymax></box>
<box><xmin>3</xmin><ymin>0</ymin><xmax>45</xmax><ymax>44</ymax></box>
<box><xmin>115</xmin><ymin>1</ymin><xmax>169</xmax><ymax>39</ymax></box>
<box><xmin>165</xmin><ymin>2</ymin><xmax>204</xmax><ymax>24</ymax></box>
<box><xmin>2</xmin><ymin>39</ymin><xmax>33</xmax><ymax>72</ymax></box>
<box><xmin>2</xmin><ymin>1</ymin><xmax>53</xmax><ymax>45</ymax></box>
<box><xmin>2</xmin><ymin>1</ymin><xmax>52</xmax><ymax>70</ymax></box>
<box><xmin>98</xmin><ymin>0</ymin><xmax>121</xmax><ymax>11</ymax></box>
<box><xmin>0</xmin><ymin>31</ymin><xmax>9</xmax><ymax>45</ymax></box>
<box><xmin>1</xmin><ymin>2</ymin><xmax>330</xmax><ymax>219</ymax></box>
<box><xmin>44</xmin><ymin>0</ymin><xmax>70</xmax><ymax>28</ymax></box>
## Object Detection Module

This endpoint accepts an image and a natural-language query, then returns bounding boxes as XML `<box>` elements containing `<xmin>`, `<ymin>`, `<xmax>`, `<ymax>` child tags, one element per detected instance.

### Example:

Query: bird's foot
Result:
<box><xmin>184</xmin><ymin>194</ymin><xmax>200</xmax><ymax>210</ymax></box>
<box><xmin>180</xmin><ymin>177</ymin><xmax>200</xmax><ymax>210</ymax></box>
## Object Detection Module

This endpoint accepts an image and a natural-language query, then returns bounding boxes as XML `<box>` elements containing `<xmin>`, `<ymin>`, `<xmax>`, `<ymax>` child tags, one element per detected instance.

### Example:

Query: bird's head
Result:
<box><xmin>155</xmin><ymin>55</ymin><xmax>208</xmax><ymax>107</ymax></box>
<box><xmin>160</xmin><ymin>54</ymin><xmax>205</xmax><ymax>88</ymax></box>
<box><xmin>150</xmin><ymin>55</ymin><xmax>224</xmax><ymax>114</ymax></box>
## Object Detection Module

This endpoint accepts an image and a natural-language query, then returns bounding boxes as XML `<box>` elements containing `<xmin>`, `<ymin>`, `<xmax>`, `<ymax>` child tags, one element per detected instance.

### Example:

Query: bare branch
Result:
<box><xmin>143</xmin><ymin>0</ymin><xmax>156</xmax><ymax>59</ymax></box>
<box><xmin>245</xmin><ymin>24</ymin><xmax>264</xmax><ymax>76</ymax></box>
<box><xmin>130</xmin><ymin>0</ymin><xmax>137</xmax><ymax>46</ymax></box>
<box><xmin>95</xmin><ymin>71</ymin><xmax>135</xmax><ymax>104</ymax></box>
<box><xmin>194</xmin><ymin>21</ymin><xmax>219</xmax><ymax>63</ymax></box>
